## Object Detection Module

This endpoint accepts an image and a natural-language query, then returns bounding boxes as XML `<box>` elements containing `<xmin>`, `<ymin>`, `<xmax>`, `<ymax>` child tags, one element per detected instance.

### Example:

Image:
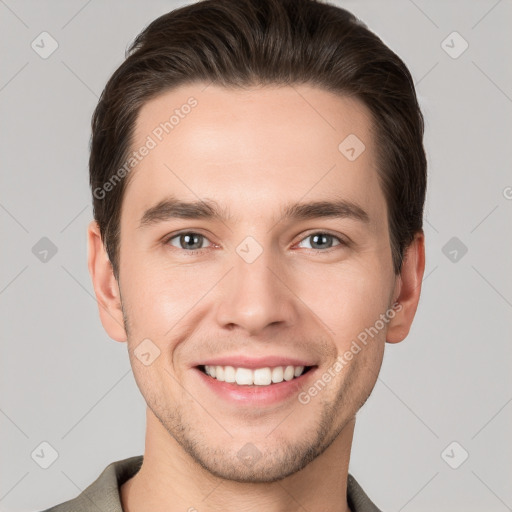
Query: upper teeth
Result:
<box><xmin>204</xmin><ymin>365</ymin><xmax>305</xmax><ymax>386</ymax></box>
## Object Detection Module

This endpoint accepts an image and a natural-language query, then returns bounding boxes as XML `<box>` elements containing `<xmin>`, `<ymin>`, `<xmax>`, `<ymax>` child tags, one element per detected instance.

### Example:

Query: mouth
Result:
<box><xmin>196</xmin><ymin>364</ymin><xmax>316</xmax><ymax>387</ymax></box>
<box><xmin>193</xmin><ymin>362</ymin><xmax>319</xmax><ymax>407</ymax></box>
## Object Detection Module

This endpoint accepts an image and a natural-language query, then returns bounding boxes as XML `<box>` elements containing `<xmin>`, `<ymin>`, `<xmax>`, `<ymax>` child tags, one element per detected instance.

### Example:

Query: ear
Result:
<box><xmin>87</xmin><ymin>220</ymin><xmax>127</xmax><ymax>342</ymax></box>
<box><xmin>386</xmin><ymin>230</ymin><xmax>425</xmax><ymax>344</ymax></box>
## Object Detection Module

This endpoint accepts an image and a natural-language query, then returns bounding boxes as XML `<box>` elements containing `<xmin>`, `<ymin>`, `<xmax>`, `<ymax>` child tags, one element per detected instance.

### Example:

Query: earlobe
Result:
<box><xmin>87</xmin><ymin>220</ymin><xmax>127</xmax><ymax>342</ymax></box>
<box><xmin>386</xmin><ymin>230</ymin><xmax>426</xmax><ymax>344</ymax></box>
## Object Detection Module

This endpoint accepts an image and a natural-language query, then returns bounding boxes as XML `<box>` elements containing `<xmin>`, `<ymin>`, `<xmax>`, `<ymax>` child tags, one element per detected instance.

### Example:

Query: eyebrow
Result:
<box><xmin>138</xmin><ymin>195</ymin><xmax>370</xmax><ymax>228</ymax></box>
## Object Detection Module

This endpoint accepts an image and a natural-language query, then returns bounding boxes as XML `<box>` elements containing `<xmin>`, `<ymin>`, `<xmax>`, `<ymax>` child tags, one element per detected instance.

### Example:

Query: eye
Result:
<box><xmin>296</xmin><ymin>232</ymin><xmax>345</xmax><ymax>251</ymax></box>
<box><xmin>165</xmin><ymin>232</ymin><xmax>212</xmax><ymax>252</ymax></box>
<box><xmin>163</xmin><ymin>230</ymin><xmax>347</xmax><ymax>255</ymax></box>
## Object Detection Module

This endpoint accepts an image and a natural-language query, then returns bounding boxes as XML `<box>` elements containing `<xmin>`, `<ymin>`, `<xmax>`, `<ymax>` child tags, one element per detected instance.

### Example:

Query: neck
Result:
<box><xmin>121</xmin><ymin>408</ymin><xmax>355</xmax><ymax>512</ymax></box>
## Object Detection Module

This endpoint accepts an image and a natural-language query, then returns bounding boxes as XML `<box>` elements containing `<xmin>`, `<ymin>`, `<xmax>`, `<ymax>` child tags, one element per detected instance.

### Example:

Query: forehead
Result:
<box><xmin>121</xmin><ymin>83</ymin><xmax>385</xmax><ymax>231</ymax></box>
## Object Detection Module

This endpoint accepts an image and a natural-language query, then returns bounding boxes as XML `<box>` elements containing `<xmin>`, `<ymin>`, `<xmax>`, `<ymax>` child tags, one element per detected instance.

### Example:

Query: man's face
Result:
<box><xmin>116</xmin><ymin>83</ymin><xmax>399</xmax><ymax>482</ymax></box>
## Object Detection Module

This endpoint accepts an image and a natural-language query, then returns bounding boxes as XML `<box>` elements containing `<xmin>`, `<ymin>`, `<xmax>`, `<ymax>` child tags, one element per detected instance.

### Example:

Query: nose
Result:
<box><xmin>214</xmin><ymin>247</ymin><xmax>298</xmax><ymax>336</ymax></box>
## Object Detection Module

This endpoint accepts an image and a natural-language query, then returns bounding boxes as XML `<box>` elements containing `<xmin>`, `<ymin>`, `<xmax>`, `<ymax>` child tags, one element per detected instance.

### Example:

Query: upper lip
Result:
<box><xmin>193</xmin><ymin>355</ymin><xmax>316</xmax><ymax>369</ymax></box>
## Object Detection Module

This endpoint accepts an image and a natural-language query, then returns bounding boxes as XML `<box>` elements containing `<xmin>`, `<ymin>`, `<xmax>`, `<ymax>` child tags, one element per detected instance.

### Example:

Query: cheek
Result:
<box><xmin>120</xmin><ymin>235</ymin><xmax>393</xmax><ymax>353</ymax></box>
<box><xmin>120</xmin><ymin>252</ymin><xmax>180</xmax><ymax>338</ymax></box>
<box><xmin>296</xmin><ymin>260</ymin><xmax>392</xmax><ymax>343</ymax></box>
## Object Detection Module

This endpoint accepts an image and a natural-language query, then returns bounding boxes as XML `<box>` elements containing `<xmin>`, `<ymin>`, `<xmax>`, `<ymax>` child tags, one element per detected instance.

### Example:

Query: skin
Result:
<box><xmin>88</xmin><ymin>83</ymin><xmax>425</xmax><ymax>512</ymax></box>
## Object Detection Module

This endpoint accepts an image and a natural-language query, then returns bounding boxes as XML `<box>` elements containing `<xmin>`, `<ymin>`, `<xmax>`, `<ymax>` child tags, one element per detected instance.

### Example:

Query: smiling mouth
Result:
<box><xmin>196</xmin><ymin>364</ymin><xmax>315</xmax><ymax>386</ymax></box>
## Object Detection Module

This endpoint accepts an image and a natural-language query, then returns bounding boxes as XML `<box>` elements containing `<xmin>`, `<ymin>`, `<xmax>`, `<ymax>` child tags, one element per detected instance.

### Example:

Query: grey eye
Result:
<box><xmin>298</xmin><ymin>233</ymin><xmax>342</xmax><ymax>250</ymax></box>
<box><xmin>168</xmin><ymin>232</ymin><xmax>210</xmax><ymax>250</ymax></box>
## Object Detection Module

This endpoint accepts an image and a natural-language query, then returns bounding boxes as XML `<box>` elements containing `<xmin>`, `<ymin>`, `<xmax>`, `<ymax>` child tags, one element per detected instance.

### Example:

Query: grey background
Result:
<box><xmin>1</xmin><ymin>0</ymin><xmax>511</xmax><ymax>511</ymax></box>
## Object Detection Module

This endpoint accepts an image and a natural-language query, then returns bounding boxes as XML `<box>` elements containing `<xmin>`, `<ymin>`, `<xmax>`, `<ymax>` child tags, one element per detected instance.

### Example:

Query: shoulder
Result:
<box><xmin>37</xmin><ymin>455</ymin><xmax>143</xmax><ymax>512</ymax></box>
<box><xmin>347</xmin><ymin>472</ymin><xmax>384</xmax><ymax>512</ymax></box>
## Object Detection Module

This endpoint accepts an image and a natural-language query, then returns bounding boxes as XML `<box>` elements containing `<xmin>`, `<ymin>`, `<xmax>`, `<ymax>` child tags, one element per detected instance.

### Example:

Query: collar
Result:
<box><xmin>43</xmin><ymin>455</ymin><xmax>382</xmax><ymax>512</ymax></box>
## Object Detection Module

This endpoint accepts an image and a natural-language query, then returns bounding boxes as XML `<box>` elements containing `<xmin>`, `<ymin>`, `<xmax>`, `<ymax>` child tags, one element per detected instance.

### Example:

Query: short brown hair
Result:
<box><xmin>90</xmin><ymin>0</ymin><xmax>427</xmax><ymax>279</ymax></box>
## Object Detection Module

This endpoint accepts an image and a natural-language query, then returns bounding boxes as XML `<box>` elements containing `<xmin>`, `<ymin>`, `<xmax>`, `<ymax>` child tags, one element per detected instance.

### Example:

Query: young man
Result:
<box><xmin>43</xmin><ymin>0</ymin><xmax>426</xmax><ymax>510</ymax></box>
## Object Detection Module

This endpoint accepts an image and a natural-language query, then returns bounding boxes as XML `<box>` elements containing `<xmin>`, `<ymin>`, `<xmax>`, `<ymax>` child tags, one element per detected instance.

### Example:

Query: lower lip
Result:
<box><xmin>193</xmin><ymin>367</ymin><xmax>317</xmax><ymax>407</ymax></box>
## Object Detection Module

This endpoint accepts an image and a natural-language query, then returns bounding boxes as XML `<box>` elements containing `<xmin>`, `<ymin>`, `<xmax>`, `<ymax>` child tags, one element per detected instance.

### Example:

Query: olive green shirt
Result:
<box><xmin>41</xmin><ymin>455</ymin><xmax>383</xmax><ymax>512</ymax></box>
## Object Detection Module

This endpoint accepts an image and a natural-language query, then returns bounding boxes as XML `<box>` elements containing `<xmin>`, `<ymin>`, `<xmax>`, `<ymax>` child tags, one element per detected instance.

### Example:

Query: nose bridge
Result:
<box><xmin>214</xmin><ymin>238</ymin><xmax>295</xmax><ymax>335</ymax></box>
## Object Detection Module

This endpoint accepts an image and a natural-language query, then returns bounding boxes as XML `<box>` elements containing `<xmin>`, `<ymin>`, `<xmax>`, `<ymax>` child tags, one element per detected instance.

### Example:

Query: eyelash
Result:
<box><xmin>162</xmin><ymin>231</ymin><xmax>348</xmax><ymax>256</ymax></box>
